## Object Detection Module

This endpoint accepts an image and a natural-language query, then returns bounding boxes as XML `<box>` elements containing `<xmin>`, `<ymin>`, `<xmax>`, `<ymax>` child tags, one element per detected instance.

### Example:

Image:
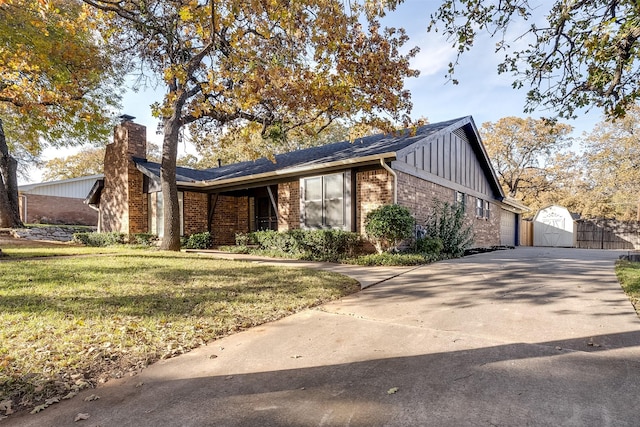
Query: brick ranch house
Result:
<box><xmin>86</xmin><ymin>116</ymin><xmax>527</xmax><ymax>247</ymax></box>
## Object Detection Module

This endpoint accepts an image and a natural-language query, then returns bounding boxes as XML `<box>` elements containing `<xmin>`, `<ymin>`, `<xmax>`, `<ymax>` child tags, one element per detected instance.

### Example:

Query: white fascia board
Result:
<box><xmin>177</xmin><ymin>153</ymin><xmax>396</xmax><ymax>189</ymax></box>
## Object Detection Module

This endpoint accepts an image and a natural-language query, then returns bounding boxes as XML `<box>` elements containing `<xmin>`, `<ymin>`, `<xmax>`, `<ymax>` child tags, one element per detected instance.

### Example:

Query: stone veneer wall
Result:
<box><xmin>396</xmin><ymin>170</ymin><xmax>500</xmax><ymax>247</ymax></box>
<box><xmin>210</xmin><ymin>195</ymin><xmax>250</xmax><ymax>245</ymax></box>
<box><xmin>11</xmin><ymin>226</ymin><xmax>95</xmax><ymax>242</ymax></box>
<box><xmin>277</xmin><ymin>180</ymin><xmax>300</xmax><ymax>231</ymax></box>
<box><xmin>100</xmin><ymin>121</ymin><xmax>147</xmax><ymax>235</ymax></box>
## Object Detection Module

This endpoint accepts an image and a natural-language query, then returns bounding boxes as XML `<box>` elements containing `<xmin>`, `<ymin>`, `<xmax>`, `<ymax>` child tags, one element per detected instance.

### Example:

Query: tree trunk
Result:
<box><xmin>0</xmin><ymin>118</ymin><xmax>24</xmax><ymax>228</ymax></box>
<box><xmin>159</xmin><ymin>113</ymin><xmax>182</xmax><ymax>251</ymax></box>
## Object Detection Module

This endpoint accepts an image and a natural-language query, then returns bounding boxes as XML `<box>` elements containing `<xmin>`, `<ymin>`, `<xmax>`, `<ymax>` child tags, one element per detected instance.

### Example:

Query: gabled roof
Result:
<box><xmin>132</xmin><ymin>116</ymin><xmax>506</xmax><ymax>200</ymax></box>
<box><xmin>133</xmin><ymin>119</ymin><xmax>468</xmax><ymax>184</ymax></box>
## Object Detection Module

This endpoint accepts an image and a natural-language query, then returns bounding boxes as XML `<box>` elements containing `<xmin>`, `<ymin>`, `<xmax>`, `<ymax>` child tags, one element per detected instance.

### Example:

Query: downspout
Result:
<box><xmin>379</xmin><ymin>158</ymin><xmax>397</xmax><ymax>204</ymax></box>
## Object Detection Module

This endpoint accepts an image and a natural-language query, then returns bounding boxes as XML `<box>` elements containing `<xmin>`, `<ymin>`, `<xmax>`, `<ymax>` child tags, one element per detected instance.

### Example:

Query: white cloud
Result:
<box><xmin>409</xmin><ymin>35</ymin><xmax>457</xmax><ymax>77</ymax></box>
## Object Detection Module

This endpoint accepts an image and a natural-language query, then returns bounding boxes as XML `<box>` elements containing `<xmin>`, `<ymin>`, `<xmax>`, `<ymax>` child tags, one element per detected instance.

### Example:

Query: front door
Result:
<box><xmin>256</xmin><ymin>195</ymin><xmax>277</xmax><ymax>231</ymax></box>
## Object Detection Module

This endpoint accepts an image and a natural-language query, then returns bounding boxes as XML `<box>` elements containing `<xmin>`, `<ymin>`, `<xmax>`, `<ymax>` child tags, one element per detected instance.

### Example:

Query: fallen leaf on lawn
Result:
<box><xmin>0</xmin><ymin>399</ymin><xmax>11</xmax><ymax>413</ymax></box>
<box><xmin>209</xmin><ymin>354</ymin><xmax>218</xmax><ymax>359</ymax></box>
<box><xmin>387</xmin><ymin>387</ymin><xmax>399</xmax><ymax>395</ymax></box>
<box><xmin>45</xmin><ymin>397</ymin><xmax>60</xmax><ymax>406</ymax></box>
<box><xmin>30</xmin><ymin>404</ymin><xmax>48</xmax><ymax>414</ymax></box>
<box><xmin>62</xmin><ymin>391</ymin><xmax>78</xmax><ymax>400</ymax></box>
<box><xmin>74</xmin><ymin>413</ymin><xmax>90</xmax><ymax>422</ymax></box>
<box><xmin>84</xmin><ymin>394</ymin><xmax>100</xmax><ymax>402</ymax></box>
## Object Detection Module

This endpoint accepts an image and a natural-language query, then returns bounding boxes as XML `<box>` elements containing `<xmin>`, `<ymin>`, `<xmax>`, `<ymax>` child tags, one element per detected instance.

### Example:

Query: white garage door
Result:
<box><xmin>500</xmin><ymin>211</ymin><xmax>517</xmax><ymax>246</ymax></box>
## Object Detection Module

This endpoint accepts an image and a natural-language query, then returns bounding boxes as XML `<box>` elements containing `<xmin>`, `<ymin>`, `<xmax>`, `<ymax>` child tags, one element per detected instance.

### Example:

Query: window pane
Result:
<box><xmin>325</xmin><ymin>199</ymin><xmax>344</xmax><ymax>227</ymax></box>
<box><xmin>324</xmin><ymin>173</ymin><xmax>344</xmax><ymax>199</ymax></box>
<box><xmin>305</xmin><ymin>201</ymin><xmax>323</xmax><ymax>227</ymax></box>
<box><xmin>156</xmin><ymin>191</ymin><xmax>164</xmax><ymax>237</ymax></box>
<box><xmin>304</xmin><ymin>177</ymin><xmax>322</xmax><ymax>201</ymax></box>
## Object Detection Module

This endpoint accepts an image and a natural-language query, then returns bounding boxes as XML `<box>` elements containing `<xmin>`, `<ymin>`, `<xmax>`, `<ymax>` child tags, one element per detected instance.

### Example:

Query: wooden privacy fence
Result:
<box><xmin>575</xmin><ymin>219</ymin><xmax>640</xmax><ymax>249</ymax></box>
<box><xmin>520</xmin><ymin>220</ymin><xmax>533</xmax><ymax>246</ymax></box>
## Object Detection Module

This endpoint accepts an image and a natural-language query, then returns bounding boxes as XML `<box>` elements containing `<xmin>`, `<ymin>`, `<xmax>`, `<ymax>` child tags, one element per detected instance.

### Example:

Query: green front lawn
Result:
<box><xmin>616</xmin><ymin>260</ymin><xmax>640</xmax><ymax>315</ymax></box>
<box><xmin>0</xmin><ymin>251</ymin><xmax>358</xmax><ymax>414</ymax></box>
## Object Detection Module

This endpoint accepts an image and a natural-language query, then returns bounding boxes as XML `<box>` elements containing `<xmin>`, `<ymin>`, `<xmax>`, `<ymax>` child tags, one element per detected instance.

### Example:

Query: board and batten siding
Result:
<box><xmin>392</xmin><ymin>128</ymin><xmax>495</xmax><ymax>201</ymax></box>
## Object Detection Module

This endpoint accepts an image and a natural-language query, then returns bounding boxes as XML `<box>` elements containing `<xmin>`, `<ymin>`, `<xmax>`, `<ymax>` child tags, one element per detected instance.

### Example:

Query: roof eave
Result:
<box><xmin>176</xmin><ymin>152</ymin><xmax>396</xmax><ymax>190</ymax></box>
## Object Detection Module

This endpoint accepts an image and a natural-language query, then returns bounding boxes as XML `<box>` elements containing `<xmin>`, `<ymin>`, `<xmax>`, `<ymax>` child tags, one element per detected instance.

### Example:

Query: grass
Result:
<box><xmin>0</xmin><ymin>250</ymin><xmax>358</xmax><ymax>415</ymax></box>
<box><xmin>0</xmin><ymin>236</ymin><xmax>125</xmax><ymax>259</ymax></box>
<box><xmin>616</xmin><ymin>260</ymin><xmax>640</xmax><ymax>315</ymax></box>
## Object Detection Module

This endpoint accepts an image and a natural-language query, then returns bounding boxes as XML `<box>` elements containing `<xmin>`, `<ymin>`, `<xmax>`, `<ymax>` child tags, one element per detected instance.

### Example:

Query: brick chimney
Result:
<box><xmin>99</xmin><ymin>118</ymin><xmax>148</xmax><ymax>235</ymax></box>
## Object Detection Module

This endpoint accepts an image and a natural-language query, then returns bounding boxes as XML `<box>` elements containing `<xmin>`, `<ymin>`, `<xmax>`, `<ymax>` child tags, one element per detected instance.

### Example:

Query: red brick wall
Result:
<box><xmin>20</xmin><ymin>194</ymin><xmax>98</xmax><ymax>225</ymax></box>
<box><xmin>183</xmin><ymin>191</ymin><xmax>208</xmax><ymax>235</ymax></box>
<box><xmin>468</xmin><ymin>199</ymin><xmax>501</xmax><ymax>247</ymax></box>
<box><xmin>99</xmin><ymin>121</ymin><xmax>147</xmax><ymax>235</ymax></box>
<box><xmin>356</xmin><ymin>169</ymin><xmax>393</xmax><ymax>233</ymax></box>
<box><xmin>277</xmin><ymin>180</ymin><xmax>300</xmax><ymax>231</ymax></box>
<box><xmin>210</xmin><ymin>195</ymin><xmax>250</xmax><ymax>245</ymax></box>
<box><xmin>396</xmin><ymin>170</ymin><xmax>500</xmax><ymax>248</ymax></box>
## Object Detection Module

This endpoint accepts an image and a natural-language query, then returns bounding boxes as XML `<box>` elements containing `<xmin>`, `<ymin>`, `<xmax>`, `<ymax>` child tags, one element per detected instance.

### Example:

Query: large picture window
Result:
<box><xmin>302</xmin><ymin>172</ymin><xmax>350</xmax><ymax>229</ymax></box>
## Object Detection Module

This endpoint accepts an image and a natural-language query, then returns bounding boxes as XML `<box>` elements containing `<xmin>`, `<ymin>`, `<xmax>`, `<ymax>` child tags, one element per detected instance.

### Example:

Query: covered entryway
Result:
<box><xmin>254</xmin><ymin>186</ymin><xmax>278</xmax><ymax>231</ymax></box>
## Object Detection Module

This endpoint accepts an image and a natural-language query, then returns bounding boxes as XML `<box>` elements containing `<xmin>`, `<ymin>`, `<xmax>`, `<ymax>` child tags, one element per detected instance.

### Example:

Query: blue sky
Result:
<box><xmin>27</xmin><ymin>0</ymin><xmax>604</xmax><ymax>183</ymax></box>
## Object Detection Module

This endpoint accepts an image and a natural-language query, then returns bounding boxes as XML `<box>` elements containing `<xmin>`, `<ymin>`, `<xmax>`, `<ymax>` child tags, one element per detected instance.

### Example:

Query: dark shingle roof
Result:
<box><xmin>134</xmin><ymin>117</ymin><xmax>467</xmax><ymax>185</ymax></box>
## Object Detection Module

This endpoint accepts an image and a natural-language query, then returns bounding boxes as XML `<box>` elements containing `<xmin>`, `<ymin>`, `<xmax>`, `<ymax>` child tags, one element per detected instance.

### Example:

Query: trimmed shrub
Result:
<box><xmin>364</xmin><ymin>204</ymin><xmax>415</xmax><ymax>253</ymax></box>
<box><xmin>424</xmin><ymin>201</ymin><xmax>474</xmax><ymax>257</ymax></box>
<box><xmin>297</xmin><ymin>229</ymin><xmax>360</xmax><ymax>262</ymax></box>
<box><xmin>251</xmin><ymin>230</ymin><xmax>302</xmax><ymax>255</ymax></box>
<box><xmin>415</xmin><ymin>236</ymin><xmax>443</xmax><ymax>257</ymax></box>
<box><xmin>131</xmin><ymin>233</ymin><xmax>158</xmax><ymax>246</ymax></box>
<box><xmin>218</xmin><ymin>245</ymin><xmax>250</xmax><ymax>254</ymax></box>
<box><xmin>246</xmin><ymin>229</ymin><xmax>360</xmax><ymax>262</ymax></box>
<box><xmin>182</xmin><ymin>232</ymin><xmax>213</xmax><ymax>249</ymax></box>
<box><xmin>72</xmin><ymin>232</ymin><xmax>126</xmax><ymax>247</ymax></box>
<box><xmin>235</xmin><ymin>232</ymin><xmax>257</xmax><ymax>246</ymax></box>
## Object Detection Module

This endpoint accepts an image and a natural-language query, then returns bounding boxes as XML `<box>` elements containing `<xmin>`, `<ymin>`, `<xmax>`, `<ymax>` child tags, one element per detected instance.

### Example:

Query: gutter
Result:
<box><xmin>379</xmin><ymin>158</ymin><xmax>398</xmax><ymax>204</ymax></box>
<box><xmin>169</xmin><ymin>153</ymin><xmax>397</xmax><ymax>190</ymax></box>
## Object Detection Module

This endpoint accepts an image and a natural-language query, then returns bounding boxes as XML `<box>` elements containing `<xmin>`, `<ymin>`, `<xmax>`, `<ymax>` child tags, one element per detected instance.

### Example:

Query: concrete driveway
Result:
<box><xmin>8</xmin><ymin>247</ymin><xmax>640</xmax><ymax>426</ymax></box>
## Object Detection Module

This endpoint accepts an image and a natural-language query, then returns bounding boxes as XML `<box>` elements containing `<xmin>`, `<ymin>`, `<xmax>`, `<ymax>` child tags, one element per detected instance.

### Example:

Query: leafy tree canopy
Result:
<box><xmin>580</xmin><ymin>104</ymin><xmax>640</xmax><ymax>220</ymax></box>
<box><xmin>426</xmin><ymin>0</ymin><xmax>640</xmax><ymax>119</ymax></box>
<box><xmin>42</xmin><ymin>147</ymin><xmax>106</xmax><ymax>181</ymax></box>
<box><xmin>190</xmin><ymin>119</ymin><xmax>383</xmax><ymax>166</ymax></box>
<box><xmin>83</xmin><ymin>0</ymin><xmax>420</xmax><ymax>250</ymax></box>
<box><xmin>0</xmin><ymin>0</ymin><xmax>122</xmax><ymax>227</ymax></box>
<box><xmin>480</xmin><ymin>116</ymin><xmax>574</xmax><ymax>208</ymax></box>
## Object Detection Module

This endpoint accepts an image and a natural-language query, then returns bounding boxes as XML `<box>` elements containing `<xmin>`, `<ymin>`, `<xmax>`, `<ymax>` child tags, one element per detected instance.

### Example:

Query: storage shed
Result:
<box><xmin>533</xmin><ymin>205</ymin><xmax>576</xmax><ymax>247</ymax></box>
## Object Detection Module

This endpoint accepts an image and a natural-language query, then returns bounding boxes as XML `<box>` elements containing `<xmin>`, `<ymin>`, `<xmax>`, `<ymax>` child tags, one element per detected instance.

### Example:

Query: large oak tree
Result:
<box><xmin>0</xmin><ymin>0</ymin><xmax>122</xmax><ymax>227</ymax></box>
<box><xmin>480</xmin><ymin>116</ymin><xmax>574</xmax><ymax>210</ymax></box>
<box><xmin>84</xmin><ymin>0</ymin><xmax>419</xmax><ymax>250</ymax></box>
<box><xmin>581</xmin><ymin>105</ymin><xmax>640</xmax><ymax>220</ymax></box>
